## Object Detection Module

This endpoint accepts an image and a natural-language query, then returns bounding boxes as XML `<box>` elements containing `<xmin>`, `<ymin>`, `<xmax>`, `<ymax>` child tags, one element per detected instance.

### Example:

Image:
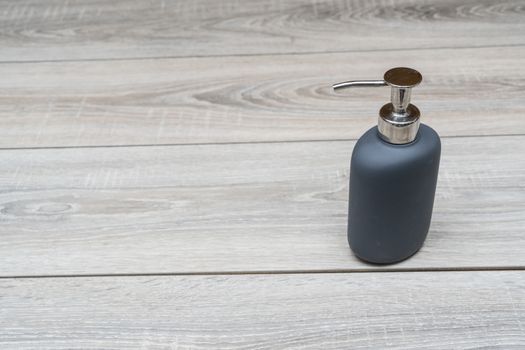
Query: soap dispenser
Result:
<box><xmin>333</xmin><ymin>67</ymin><xmax>440</xmax><ymax>264</ymax></box>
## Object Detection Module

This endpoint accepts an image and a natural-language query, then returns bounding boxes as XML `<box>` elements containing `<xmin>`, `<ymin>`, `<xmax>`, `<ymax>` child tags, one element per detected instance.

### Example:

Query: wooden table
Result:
<box><xmin>1</xmin><ymin>1</ymin><xmax>524</xmax><ymax>348</ymax></box>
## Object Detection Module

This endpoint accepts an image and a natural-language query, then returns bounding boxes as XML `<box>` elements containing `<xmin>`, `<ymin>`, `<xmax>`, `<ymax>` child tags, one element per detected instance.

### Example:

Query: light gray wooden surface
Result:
<box><xmin>1</xmin><ymin>46</ymin><xmax>525</xmax><ymax>148</ymax></box>
<box><xmin>1</xmin><ymin>271</ymin><xmax>524</xmax><ymax>349</ymax></box>
<box><xmin>0</xmin><ymin>0</ymin><xmax>524</xmax><ymax>62</ymax></box>
<box><xmin>1</xmin><ymin>135</ymin><xmax>524</xmax><ymax>276</ymax></box>
<box><xmin>1</xmin><ymin>0</ymin><xmax>524</xmax><ymax>348</ymax></box>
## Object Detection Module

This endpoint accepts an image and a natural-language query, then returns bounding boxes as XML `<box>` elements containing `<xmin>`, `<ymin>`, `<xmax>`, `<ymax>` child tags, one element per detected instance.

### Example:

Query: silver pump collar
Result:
<box><xmin>333</xmin><ymin>67</ymin><xmax>422</xmax><ymax>144</ymax></box>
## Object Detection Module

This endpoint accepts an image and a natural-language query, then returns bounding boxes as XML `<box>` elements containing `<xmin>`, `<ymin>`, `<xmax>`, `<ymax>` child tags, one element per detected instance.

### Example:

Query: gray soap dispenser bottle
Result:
<box><xmin>333</xmin><ymin>67</ymin><xmax>440</xmax><ymax>264</ymax></box>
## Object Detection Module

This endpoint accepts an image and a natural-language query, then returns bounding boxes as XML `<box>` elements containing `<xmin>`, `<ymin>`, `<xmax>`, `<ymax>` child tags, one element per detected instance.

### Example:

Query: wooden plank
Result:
<box><xmin>0</xmin><ymin>0</ymin><xmax>524</xmax><ymax>62</ymax></box>
<box><xmin>1</xmin><ymin>46</ymin><xmax>525</xmax><ymax>148</ymax></box>
<box><xmin>1</xmin><ymin>271</ymin><xmax>524</xmax><ymax>348</ymax></box>
<box><xmin>0</xmin><ymin>135</ymin><xmax>523</xmax><ymax>276</ymax></box>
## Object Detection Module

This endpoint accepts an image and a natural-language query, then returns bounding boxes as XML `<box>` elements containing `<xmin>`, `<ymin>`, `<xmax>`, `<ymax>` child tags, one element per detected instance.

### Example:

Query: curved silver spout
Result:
<box><xmin>332</xmin><ymin>80</ymin><xmax>387</xmax><ymax>90</ymax></box>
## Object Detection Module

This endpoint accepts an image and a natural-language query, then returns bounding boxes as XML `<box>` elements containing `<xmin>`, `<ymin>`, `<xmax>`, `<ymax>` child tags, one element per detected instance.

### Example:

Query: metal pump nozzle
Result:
<box><xmin>333</xmin><ymin>67</ymin><xmax>423</xmax><ymax>144</ymax></box>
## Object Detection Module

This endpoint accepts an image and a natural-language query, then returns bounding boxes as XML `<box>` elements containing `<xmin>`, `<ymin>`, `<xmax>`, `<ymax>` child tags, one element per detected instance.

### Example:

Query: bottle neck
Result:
<box><xmin>377</xmin><ymin>103</ymin><xmax>420</xmax><ymax>144</ymax></box>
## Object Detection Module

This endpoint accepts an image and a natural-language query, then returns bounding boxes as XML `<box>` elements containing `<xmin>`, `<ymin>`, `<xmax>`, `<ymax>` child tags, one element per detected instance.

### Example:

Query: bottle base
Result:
<box><xmin>351</xmin><ymin>244</ymin><xmax>424</xmax><ymax>265</ymax></box>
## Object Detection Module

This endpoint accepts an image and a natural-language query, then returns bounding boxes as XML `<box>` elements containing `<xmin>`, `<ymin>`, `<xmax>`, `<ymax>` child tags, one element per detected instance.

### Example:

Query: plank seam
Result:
<box><xmin>0</xmin><ymin>43</ymin><xmax>524</xmax><ymax>65</ymax></box>
<box><xmin>2</xmin><ymin>266</ymin><xmax>525</xmax><ymax>280</ymax></box>
<box><xmin>0</xmin><ymin>133</ymin><xmax>522</xmax><ymax>152</ymax></box>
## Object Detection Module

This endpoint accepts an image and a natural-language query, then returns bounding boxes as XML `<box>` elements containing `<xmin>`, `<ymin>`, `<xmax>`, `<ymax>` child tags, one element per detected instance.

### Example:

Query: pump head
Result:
<box><xmin>333</xmin><ymin>67</ymin><xmax>422</xmax><ymax>144</ymax></box>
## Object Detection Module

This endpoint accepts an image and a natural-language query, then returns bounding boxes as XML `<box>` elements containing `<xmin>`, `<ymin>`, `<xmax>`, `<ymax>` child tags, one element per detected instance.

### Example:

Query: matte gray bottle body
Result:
<box><xmin>348</xmin><ymin>124</ymin><xmax>441</xmax><ymax>264</ymax></box>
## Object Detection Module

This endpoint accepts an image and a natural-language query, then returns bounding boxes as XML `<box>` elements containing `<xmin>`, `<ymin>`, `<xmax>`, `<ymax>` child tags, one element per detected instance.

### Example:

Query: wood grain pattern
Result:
<box><xmin>0</xmin><ymin>0</ymin><xmax>524</xmax><ymax>62</ymax></box>
<box><xmin>1</xmin><ymin>0</ymin><xmax>524</xmax><ymax>346</ymax></box>
<box><xmin>1</xmin><ymin>271</ymin><xmax>524</xmax><ymax>349</ymax></box>
<box><xmin>1</xmin><ymin>46</ymin><xmax>525</xmax><ymax>148</ymax></box>
<box><xmin>0</xmin><ymin>135</ymin><xmax>523</xmax><ymax>276</ymax></box>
